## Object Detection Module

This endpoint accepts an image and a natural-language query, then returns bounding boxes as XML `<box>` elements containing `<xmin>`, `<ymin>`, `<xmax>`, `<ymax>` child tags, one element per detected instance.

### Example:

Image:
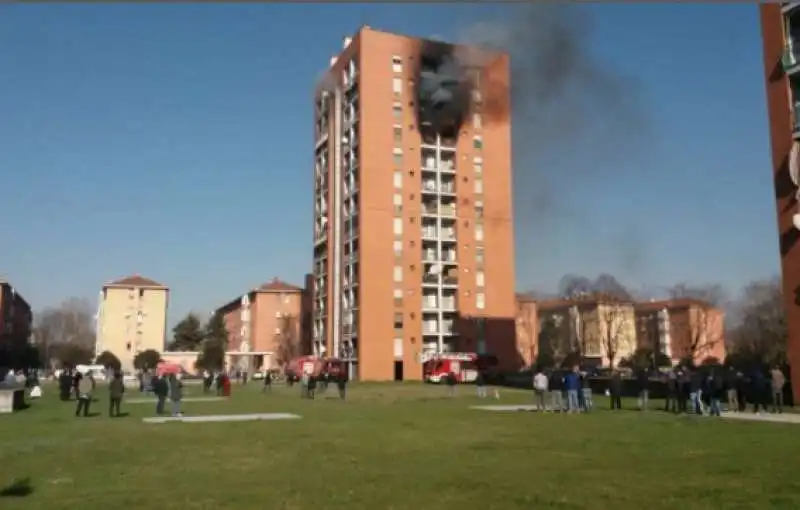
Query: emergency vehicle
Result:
<box><xmin>422</xmin><ymin>352</ymin><xmax>480</xmax><ymax>384</ymax></box>
<box><xmin>287</xmin><ymin>356</ymin><xmax>347</xmax><ymax>379</ymax></box>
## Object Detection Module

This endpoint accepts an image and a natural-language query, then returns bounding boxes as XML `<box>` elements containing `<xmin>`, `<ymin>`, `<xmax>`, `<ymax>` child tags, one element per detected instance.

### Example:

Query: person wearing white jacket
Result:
<box><xmin>533</xmin><ymin>370</ymin><xmax>549</xmax><ymax>411</ymax></box>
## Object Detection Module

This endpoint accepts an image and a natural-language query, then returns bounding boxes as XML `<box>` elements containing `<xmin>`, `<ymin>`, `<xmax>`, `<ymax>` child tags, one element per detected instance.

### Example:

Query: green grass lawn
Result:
<box><xmin>1</xmin><ymin>382</ymin><xmax>799</xmax><ymax>510</ymax></box>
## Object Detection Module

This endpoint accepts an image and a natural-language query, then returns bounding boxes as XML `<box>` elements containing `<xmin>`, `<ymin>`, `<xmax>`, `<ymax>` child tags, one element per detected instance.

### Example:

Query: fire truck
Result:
<box><xmin>287</xmin><ymin>356</ymin><xmax>347</xmax><ymax>380</ymax></box>
<box><xmin>422</xmin><ymin>352</ymin><xmax>480</xmax><ymax>384</ymax></box>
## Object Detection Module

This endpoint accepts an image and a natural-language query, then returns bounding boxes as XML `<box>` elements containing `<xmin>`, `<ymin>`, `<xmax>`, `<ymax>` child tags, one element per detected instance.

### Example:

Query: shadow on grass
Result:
<box><xmin>0</xmin><ymin>477</ymin><xmax>33</xmax><ymax>497</ymax></box>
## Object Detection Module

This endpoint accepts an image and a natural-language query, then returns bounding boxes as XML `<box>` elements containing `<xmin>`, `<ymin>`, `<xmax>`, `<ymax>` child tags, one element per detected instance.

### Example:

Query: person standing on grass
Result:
<box><xmin>770</xmin><ymin>366</ymin><xmax>786</xmax><ymax>414</ymax></box>
<box><xmin>262</xmin><ymin>370</ymin><xmax>272</xmax><ymax>393</ymax></box>
<box><xmin>549</xmin><ymin>370</ymin><xmax>564</xmax><ymax>412</ymax></box>
<box><xmin>665</xmin><ymin>370</ymin><xmax>678</xmax><ymax>413</ymax></box>
<box><xmin>74</xmin><ymin>371</ymin><xmax>95</xmax><ymax>417</ymax></box>
<box><xmin>689</xmin><ymin>369</ymin><xmax>705</xmax><ymax>415</ymax></box>
<box><xmin>580</xmin><ymin>370</ymin><xmax>593</xmax><ymax>412</ymax></box>
<box><xmin>563</xmin><ymin>366</ymin><xmax>580</xmax><ymax>413</ymax></box>
<box><xmin>446</xmin><ymin>371</ymin><xmax>458</xmax><ymax>397</ymax></box>
<box><xmin>337</xmin><ymin>371</ymin><xmax>348</xmax><ymax>400</ymax></box>
<box><xmin>169</xmin><ymin>373</ymin><xmax>184</xmax><ymax>417</ymax></box>
<box><xmin>636</xmin><ymin>367</ymin><xmax>650</xmax><ymax>412</ymax></box>
<box><xmin>108</xmin><ymin>370</ymin><xmax>125</xmax><ymax>418</ymax></box>
<box><xmin>609</xmin><ymin>370</ymin><xmax>623</xmax><ymax>410</ymax></box>
<box><xmin>725</xmin><ymin>366</ymin><xmax>739</xmax><ymax>412</ymax></box>
<box><xmin>307</xmin><ymin>373</ymin><xmax>317</xmax><ymax>400</ymax></box>
<box><xmin>153</xmin><ymin>374</ymin><xmax>168</xmax><ymax>415</ymax></box>
<box><xmin>750</xmin><ymin>368</ymin><xmax>768</xmax><ymax>415</ymax></box>
<box><xmin>677</xmin><ymin>369</ymin><xmax>690</xmax><ymax>413</ymax></box>
<box><xmin>708</xmin><ymin>369</ymin><xmax>724</xmax><ymax>417</ymax></box>
<box><xmin>58</xmin><ymin>370</ymin><xmax>72</xmax><ymax>401</ymax></box>
<box><xmin>475</xmin><ymin>369</ymin><xmax>487</xmax><ymax>399</ymax></box>
<box><xmin>533</xmin><ymin>368</ymin><xmax>548</xmax><ymax>411</ymax></box>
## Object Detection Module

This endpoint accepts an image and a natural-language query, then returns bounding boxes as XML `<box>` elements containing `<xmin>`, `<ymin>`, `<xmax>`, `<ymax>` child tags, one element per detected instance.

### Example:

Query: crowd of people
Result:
<box><xmin>520</xmin><ymin>364</ymin><xmax>789</xmax><ymax>416</ymax></box>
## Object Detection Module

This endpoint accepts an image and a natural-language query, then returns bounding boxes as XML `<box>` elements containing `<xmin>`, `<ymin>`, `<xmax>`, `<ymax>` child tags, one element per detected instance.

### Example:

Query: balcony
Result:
<box><xmin>421</xmin><ymin>203</ymin><xmax>438</xmax><ymax>216</ymax></box>
<box><xmin>442</xmin><ymin>274</ymin><xmax>458</xmax><ymax>286</ymax></box>
<box><xmin>783</xmin><ymin>2</ymin><xmax>800</xmax><ymax>14</ymax></box>
<box><xmin>783</xmin><ymin>41</ymin><xmax>800</xmax><ymax>74</ymax></box>
<box><xmin>421</xmin><ymin>228</ymin><xmax>438</xmax><ymax>240</ymax></box>
<box><xmin>422</xmin><ymin>273</ymin><xmax>439</xmax><ymax>285</ymax></box>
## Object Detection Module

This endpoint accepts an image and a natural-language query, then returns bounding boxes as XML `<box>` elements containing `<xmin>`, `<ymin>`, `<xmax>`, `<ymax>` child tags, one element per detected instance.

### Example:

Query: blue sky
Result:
<box><xmin>0</xmin><ymin>3</ymin><xmax>779</xmax><ymax>324</ymax></box>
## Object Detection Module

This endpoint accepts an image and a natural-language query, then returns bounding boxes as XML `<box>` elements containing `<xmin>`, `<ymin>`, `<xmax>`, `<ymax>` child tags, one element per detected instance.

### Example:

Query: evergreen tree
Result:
<box><xmin>169</xmin><ymin>313</ymin><xmax>204</xmax><ymax>351</ymax></box>
<box><xmin>196</xmin><ymin>313</ymin><xmax>228</xmax><ymax>371</ymax></box>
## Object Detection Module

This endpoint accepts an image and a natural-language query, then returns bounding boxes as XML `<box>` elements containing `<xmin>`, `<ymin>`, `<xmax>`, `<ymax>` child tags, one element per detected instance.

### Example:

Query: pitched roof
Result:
<box><xmin>635</xmin><ymin>298</ymin><xmax>715</xmax><ymax>312</ymax></box>
<box><xmin>256</xmin><ymin>277</ymin><xmax>302</xmax><ymax>293</ymax></box>
<box><xmin>105</xmin><ymin>274</ymin><xmax>167</xmax><ymax>289</ymax></box>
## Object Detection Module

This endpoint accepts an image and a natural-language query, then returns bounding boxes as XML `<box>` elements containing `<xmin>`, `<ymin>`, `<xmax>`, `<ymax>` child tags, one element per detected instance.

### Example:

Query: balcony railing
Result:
<box><xmin>443</xmin><ymin>275</ymin><xmax>458</xmax><ymax>285</ymax></box>
<box><xmin>783</xmin><ymin>42</ymin><xmax>800</xmax><ymax>73</ymax></box>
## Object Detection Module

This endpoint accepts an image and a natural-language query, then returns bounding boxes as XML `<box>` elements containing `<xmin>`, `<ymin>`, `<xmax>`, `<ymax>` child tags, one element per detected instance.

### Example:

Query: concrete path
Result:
<box><xmin>471</xmin><ymin>405</ymin><xmax>542</xmax><ymax>412</ymax></box>
<box><xmin>143</xmin><ymin>413</ymin><xmax>301</xmax><ymax>424</ymax></box>
<box><xmin>126</xmin><ymin>397</ymin><xmax>225</xmax><ymax>404</ymax></box>
<box><xmin>721</xmin><ymin>411</ymin><xmax>800</xmax><ymax>425</ymax></box>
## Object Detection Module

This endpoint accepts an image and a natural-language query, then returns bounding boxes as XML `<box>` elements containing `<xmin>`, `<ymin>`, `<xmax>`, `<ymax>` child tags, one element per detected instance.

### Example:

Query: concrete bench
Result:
<box><xmin>0</xmin><ymin>387</ymin><xmax>26</xmax><ymax>414</ymax></box>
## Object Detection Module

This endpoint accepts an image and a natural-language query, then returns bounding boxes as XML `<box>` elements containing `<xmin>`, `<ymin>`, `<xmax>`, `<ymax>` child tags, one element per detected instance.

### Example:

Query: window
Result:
<box><xmin>475</xmin><ymin>223</ymin><xmax>484</xmax><ymax>241</ymax></box>
<box><xmin>394</xmin><ymin>288</ymin><xmax>403</xmax><ymax>299</ymax></box>
<box><xmin>392</xmin><ymin>102</ymin><xmax>402</xmax><ymax>118</ymax></box>
<box><xmin>393</xmin><ymin>217</ymin><xmax>403</xmax><ymax>235</ymax></box>
<box><xmin>393</xmin><ymin>171</ymin><xmax>402</xmax><ymax>188</ymax></box>
<box><xmin>393</xmin><ymin>265</ymin><xmax>403</xmax><ymax>282</ymax></box>
<box><xmin>476</xmin><ymin>270</ymin><xmax>485</xmax><ymax>287</ymax></box>
<box><xmin>475</xmin><ymin>201</ymin><xmax>484</xmax><ymax>218</ymax></box>
<box><xmin>392</xmin><ymin>56</ymin><xmax>403</xmax><ymax>73</ymax></box>
<box><xmin>476</xmin><ymin>292</ymin><xmax>486</xmax><ymax>310</ymax></box>
<box><xmin>475</xmin><ymin>178</ymin><xmax>484</xmax><ymax>194</ymax></box>
<box><xmin>393</xmin><ymin>153</ymin><xmax>403</xmax><ymax>166</ymax></box>
<box><xmin>475</xmin><ymin>246</ymin><xmax>485</xmax><ymax>265</ymax></box>
<box><xmin>474</xmin><ymin>162</ymin><xmax>482</xmax><ymax>176</ymax></box>
<box><xmin>473</xmin><ymin>136</ymin><xmax>483</xmax><ymax>149</ymax></box>
<box><xmin>392</xmin><ymin>77</ymin><xmax>402</xmax><ymax>95</ymax></box>
<box><xmin>394</xmin><ymin>312</ymin><xmax>403</xmax><ymax>329</ymax></box>
<box><xmin>393</xmin><ymin>125</ymin><xmax>402</xmax><ymax>144</ymax></box>
<box><xmin>393</xmin><ymin>239</ymin><xmax>402</xmax><ymax>255</ymax></box>
<box><xmin>393</xmin><ymin>193</ymin><xmax>402</xmax><ymax>206</ymax></box>
<box><xmin>473</xmin><ymin>113</ymin><xmax>482</xmax><ymax>130</ymax></box>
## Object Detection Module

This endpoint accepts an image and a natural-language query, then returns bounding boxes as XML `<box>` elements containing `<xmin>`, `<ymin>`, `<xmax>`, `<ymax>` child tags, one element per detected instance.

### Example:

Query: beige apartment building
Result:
<box><xmin>634</xmin><ymin>299</ymin><xmax>726</xmax><ymax>366</ymax></box>
<box><xmin>312</xmin><ymin>27</ymin><xmax>516</xmax><ymax>381</ymax></box>
<box><xmin>215</xmin><ymin>277</ymin><xmax>311</xmax><ymax>373</ymax></box>
<box><xmin>537</xmin><ymin>295</ymin><xmax>637</xmax><ymax>368</ymax></box>
<box><xmin>96</xmin><ymin>274</ymin><xmax>169</xmax><ymax>373</ymax></box>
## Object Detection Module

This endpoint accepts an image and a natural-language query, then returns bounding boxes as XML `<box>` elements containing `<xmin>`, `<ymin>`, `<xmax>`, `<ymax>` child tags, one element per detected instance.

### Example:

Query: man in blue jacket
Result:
<box><xmin>564</xmin><ymin>366</ymin><xmax>581</xmax><ymax>413</ymax></box>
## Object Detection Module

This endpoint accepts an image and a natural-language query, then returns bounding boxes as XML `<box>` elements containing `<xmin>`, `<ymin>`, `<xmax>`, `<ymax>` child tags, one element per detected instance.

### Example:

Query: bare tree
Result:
<box><xmin>667</xmin><ymin>283</ymin><xmax>727</xmax><ymax>307</ymax></box>
<box><xmin>537</xmin><ymin>314</ymin><xmax>571</xmax><ymax>367</ymax></box>
<box><xmin>597</xmin><ymin>299</ymin><xmax>632</xmax><ymax>369</ymax></box>
<box><xmin>33</xmin><ymin>298</ymin><xmax>95</xmax><ymax>367</ymax></box>
<box><xmin>274</xmin><ymin>315</ymin><xmax>300</xmax><ymax>366</ymax></box>
<box><xmin>515</xmin><ymin>299</ymin><xmax>538</xmax><ymax>366</ymax></box>
<box><xmin>728</xmin><ymin>277</ymin><xmax>786</xmax><ymax>365</ymax></box>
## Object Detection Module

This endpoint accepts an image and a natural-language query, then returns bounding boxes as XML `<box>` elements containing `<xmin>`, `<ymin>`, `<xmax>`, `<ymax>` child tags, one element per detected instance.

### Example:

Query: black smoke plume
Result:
<box><xmin>413</xmin><ymin>41</ymin><xmax>474</xmax><ymax>138</ymax></box>
<box><xmin>415</xmin><ymin>4</ymin><xmax>651</xmax><ymax>279</ymax></box>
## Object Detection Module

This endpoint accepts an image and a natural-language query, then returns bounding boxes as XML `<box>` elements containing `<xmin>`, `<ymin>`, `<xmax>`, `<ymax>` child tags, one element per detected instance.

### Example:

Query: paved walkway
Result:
<box><xmin>720</xmin><ymin>411</ymin><xmax>800</xmax><ymax>424</ymax></box>
<box><xmin>126</xmin><ymin>397</ymin><xmax>224</xmax><ymax>404</ymax></box>
<box><xmin>143</xmin><ymin>413</ymin><xmax>301</xmax><ymax>424</ymax></box>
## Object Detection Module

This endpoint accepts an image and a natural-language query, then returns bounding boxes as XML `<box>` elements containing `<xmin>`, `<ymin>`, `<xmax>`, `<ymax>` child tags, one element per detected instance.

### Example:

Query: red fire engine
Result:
<box><xmin>422</xmin><ymin>352</ymin><xmax>480</xmax><ymax>384</ymax></box>
<box><xmin>288</xmin><ymin>356</ymin><xmax>347</xmax><ymax>378</ymax></box>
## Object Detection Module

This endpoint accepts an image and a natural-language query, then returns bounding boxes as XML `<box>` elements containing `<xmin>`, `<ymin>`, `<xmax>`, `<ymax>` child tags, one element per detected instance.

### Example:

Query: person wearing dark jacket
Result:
<box><xmin>307</xmin><ymin>374</ymin><xmax>317</xmax><ymax>400</ymax></box>
<box><xmin>750</xmin><ymin>369</ymin><xmax>768</xmax><ymax>414</ymax></box>
<box><xmin>609</xmin><ymin>370</ymin><xmax>623</xmax><ymax>410</ymax></box>
<box><xmin>446</xmin><ymin>371</ymin><xmax>457</xmax><ymax>397</ymax></box>
<box><xmin>708</xmin><ymin>370</ymin><xmax>724</xmax><ymax>416</ymax></box>
<box><xmin>677</xmin><ymin>370</ymin><xmax>690</xmax><ymax>413</ymax></box>
<box><xmin>262</xmin><ymin>370</ymin><xmax>272</xmax><ymax>393</ymax></box>
<box><xmin>475</xmin><ymin>370</ymin><xmax>487</xmax><ymax>399</ymax></box>
<box><xmin>108</xmin><ymin>371</ymin><xmax>125</xmax><ymax>417</ymax></box>
<box><xmin>337</xmin><ymin>371</ymin><xmax>348</xmax><ymax>400</ymax></box>
<box><xmin>169</xmin><ymin>374</ymin><xmax>184</xmax><ymax>416</ymax></box>
<box><xmin>564</xmin><ymin>368</ymin><xmax>581</xmax><ymax>413</ymax></box>
<box><xmin>152</xmin><ymin>375</ymin><xmax>168</xmax><ymax>415</ymax></box>
<box><xmin>665</xmin><ymin>371</ymin><xmax>679</xmax><ymax>413</ymax></box>
<box><xmin>549</xmin><ymin>371</ymin><xmax>564</xmax><ymax>411</ymax></box>
<box><xmin>59</xmin><ymin>370</ymin><xmax>73</xmax><ymax>401</ymax></box>
<box><xmin>689</xmin><ymin>370</ymin><xmax>705</xmax><ymax>415</ymax></box>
